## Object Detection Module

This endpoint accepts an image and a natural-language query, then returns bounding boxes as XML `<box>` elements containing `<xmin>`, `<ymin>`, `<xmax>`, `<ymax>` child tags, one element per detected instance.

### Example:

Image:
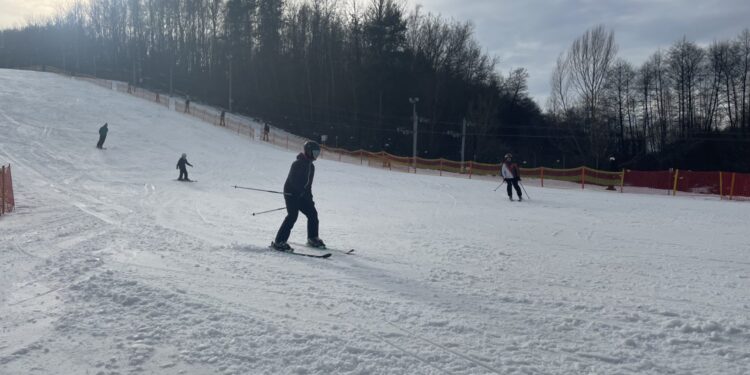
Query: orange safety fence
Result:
<box><xmin>1</xmin><ymin>164</ymin><xmax>15</xmax><ymax>215</ymax></box>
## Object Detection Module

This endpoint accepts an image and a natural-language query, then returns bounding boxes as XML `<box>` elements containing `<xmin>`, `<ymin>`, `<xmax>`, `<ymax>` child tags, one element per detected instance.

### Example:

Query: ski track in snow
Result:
<box><xmin>1</xmin><ymin>69</ymin><xmax>750</xmax><ymax>374</ymax></box>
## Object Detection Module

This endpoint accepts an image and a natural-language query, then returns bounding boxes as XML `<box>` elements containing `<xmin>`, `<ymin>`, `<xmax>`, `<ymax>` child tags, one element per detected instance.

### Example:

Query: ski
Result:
<box><xmin>269</xmin><ymin>246</ymin><xmax>331</xmax><ymax>258</ymax></box>
<box><xmin>290</xmin><ymin>242</ymin><xmax>355</xmax><ymax>255</ymax></box>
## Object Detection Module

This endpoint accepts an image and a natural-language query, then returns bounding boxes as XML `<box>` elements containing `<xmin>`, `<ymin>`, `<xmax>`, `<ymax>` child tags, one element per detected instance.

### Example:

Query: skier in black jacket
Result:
<box><xmin>272</xmin><ymin>141</ymin><xmax>325</xmax><ymax>251</ymax></box>
<box><xmin>96</xmin><ymin>123</ymin><xmax>108</xmax><ymax>149</ymax></box>
<box><xmin>176</xmin><ymin>153</ymin><xmax>193</xmax><ymax>181</ymax></box>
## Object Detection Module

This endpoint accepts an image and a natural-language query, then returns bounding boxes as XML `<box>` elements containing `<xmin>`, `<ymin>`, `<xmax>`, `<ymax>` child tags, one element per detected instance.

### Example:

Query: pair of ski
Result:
<box><xmin>269</xmin><ymin>242</ymin><xmax>355</xmax><ymax>259</ymax></box>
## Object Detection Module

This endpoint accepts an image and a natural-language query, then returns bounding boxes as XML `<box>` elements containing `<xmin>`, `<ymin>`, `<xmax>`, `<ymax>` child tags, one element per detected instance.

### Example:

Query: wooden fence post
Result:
<box><xmin>730</xmin><ymin>173</ymin><xmax>736</xmax><ymax>200</ymax></box>
<box><xmin>469</xmin><ymin>161</ymin><xmax>473</xmax><ymax>179</ymax></box>
<box><xmin>719</xmin><ymin>171</ymin><xmax>723</xmax><ymax>200</ymax></box>
<box><xmin>672</xmin><ymin>169</ymin><xmax>680</xmax><ymax>196</ymax></box>
<box><xmin>620</xmin><ymin>169</ymin><xmax>626</xmax><ymax>193</ymax></box>
<box><xmin>581</xmin><ymin>167</ymin><xmax>585</xmax><ymax>189</ymax></box>
<box><xmin>439</xmin><ymin>159</ymin><xmax>443</xmax><ymax>176</ymax></box>
<box><xmin>540</xmin><ymin>167</ymin><xmax>544</xmax><ymax>187</ymax></box>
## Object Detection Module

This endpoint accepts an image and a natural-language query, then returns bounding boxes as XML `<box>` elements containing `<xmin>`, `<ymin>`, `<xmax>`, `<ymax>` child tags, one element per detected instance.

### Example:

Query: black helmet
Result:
<box><xmin>304</xmin><ymin>141</ymin><xmax>321</xmax><ymax>160</ymax></box>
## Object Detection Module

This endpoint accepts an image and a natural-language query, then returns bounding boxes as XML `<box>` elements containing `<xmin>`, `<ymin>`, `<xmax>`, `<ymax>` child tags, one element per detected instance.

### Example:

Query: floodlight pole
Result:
<box><xmin>409</xmin><ymin>97</ymin><xmax>419</xmax><ymax>171</ymax></box>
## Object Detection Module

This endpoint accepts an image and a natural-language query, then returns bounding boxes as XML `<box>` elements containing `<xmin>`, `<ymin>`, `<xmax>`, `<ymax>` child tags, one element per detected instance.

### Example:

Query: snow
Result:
<box><xmin>1</xmin><ymin>69</ymin><xmax>749</xmax><ymax>374</ymax></box>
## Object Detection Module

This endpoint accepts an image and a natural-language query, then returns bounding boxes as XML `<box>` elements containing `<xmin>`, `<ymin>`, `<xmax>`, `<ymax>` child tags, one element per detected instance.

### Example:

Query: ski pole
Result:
<box><xmin>519</xmin><ymin>180</ymin><xmax>531</xmax><ymax>200</ymax></box>
<box><xmin>234</xmin><ymin>185</ymin><xmax>291</xmax><ymax>195</ymax></box>
<box><xmin>494</xmin><ymin>180</ymin><xmax>506</xmax><ymax>191</ymax></box>
<box><xmin>252</xmin><ymin>207</ymin><xmax>287</xmax><ymax>216</ymax></box>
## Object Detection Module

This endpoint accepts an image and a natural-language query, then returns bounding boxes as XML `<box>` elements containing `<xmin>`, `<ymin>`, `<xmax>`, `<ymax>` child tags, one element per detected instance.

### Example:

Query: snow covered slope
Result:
<box><xmin>1</xmin><ymin>69</ymin><xmax>749</xmax><ymax>374</ymax></box>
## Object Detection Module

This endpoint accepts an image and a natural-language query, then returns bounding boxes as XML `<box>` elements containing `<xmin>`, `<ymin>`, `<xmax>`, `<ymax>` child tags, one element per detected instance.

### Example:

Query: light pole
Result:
<box><xmin>409</xmin><ymin>97</ymin><xmax>419</xmax><ymax>171</ymax></box>
<box><xmin>227</xmin><ymin>53</ymin><xmax>233</xmax><ymax>112</ymax></box>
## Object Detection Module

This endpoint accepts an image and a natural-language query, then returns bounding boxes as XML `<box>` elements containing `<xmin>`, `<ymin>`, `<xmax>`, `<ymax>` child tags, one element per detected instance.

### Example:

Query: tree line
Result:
<box><xmin>0</xmin><ymin>0</ymin><xmax>548</xmax><ymax>165</ymax></box>
<box><xmin>549</xmin><ymin>25</ymin><xmax>750</xmax><ymax>171</ymax></box>
<box><xmin>1</xmin><ymin>2</ymin><xmax>748</xmax><ymax>171</ymax></box>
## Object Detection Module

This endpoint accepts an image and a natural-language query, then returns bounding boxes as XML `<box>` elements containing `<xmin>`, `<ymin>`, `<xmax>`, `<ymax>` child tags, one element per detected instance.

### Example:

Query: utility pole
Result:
<box><xmin>409</xmin><ymin>97</ymin><xmax>419</xmax><ymax>171</ymax></box>
<box><xmin>461</xmin><ymin>118</ymin><xmax>467</xmax><ymax>172</ymax></box>
<box><xmin>228</xmin><ymin>54</ymin><xmax>233</xmax><ymax>112</ymax></box>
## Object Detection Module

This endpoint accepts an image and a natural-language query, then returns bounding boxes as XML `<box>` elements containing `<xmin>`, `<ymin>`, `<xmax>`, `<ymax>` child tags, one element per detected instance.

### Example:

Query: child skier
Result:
<box><xmin>501</xmin><ymin>153</ymin><xmax>523</xmax><ymax>201</ymax></box>
<box><xmin>272</xmin><ymin>141</ymin><xmax>325</xmax><ymax>251</ymax></box>
<box><xmin>176</xmin><ymin>153</ymin><xmax>193</xmax><ymax>181</ymax></box>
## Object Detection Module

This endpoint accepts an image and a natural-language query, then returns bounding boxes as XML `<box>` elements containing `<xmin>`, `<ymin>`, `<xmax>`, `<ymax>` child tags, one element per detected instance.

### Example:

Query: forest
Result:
<box><xmin>1</xmin><ymin>1</ymin><xmax>748</xmax><ymax>171</ymax></box>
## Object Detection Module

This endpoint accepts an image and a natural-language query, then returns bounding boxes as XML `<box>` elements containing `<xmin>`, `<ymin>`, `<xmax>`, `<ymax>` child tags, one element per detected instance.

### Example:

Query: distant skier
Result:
<box><xmin>96</xmin><ymin>123</ymin><xmax>108</xmax><ymax>149</ymax></box>
<box><xmin>263</xmin><ymin>123</ymin><xmax>270</xmax><ymax>141</ymax></box>
<box><xmin>501</xmin><ymin>153</ymin><xmax>522</xmax><ymax>201</ymax></box>
<box><xmin>176</xmin><ymin>153</ymin><xmax>193</xmax><ymax>181</ymax></box>
<box><xmin>272</xmin><ymin>141</ymin><xmax>325</xmax><ymax>251</ymax></box>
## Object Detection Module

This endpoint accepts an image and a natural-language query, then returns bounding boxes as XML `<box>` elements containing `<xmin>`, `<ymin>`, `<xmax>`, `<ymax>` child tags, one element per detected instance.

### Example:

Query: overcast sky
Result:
<box><xmin>2</xmin><ymin>0</ymin><xmax>749</xmax><ymax>107</ymax></box>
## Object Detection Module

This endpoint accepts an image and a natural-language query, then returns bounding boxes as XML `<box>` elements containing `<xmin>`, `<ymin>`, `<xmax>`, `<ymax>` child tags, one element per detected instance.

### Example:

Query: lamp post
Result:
<box><xmin>409</xmin><ymin>97</ymin><xmax>419</xmax><ymax>171</ymax></box>
<box><xmin>227</xmin><ymin>52</ymin><xmax>233</xmax><ymax>112</ymax></box>
<box><xmin>607</xmin><ymin>156</ymin><xmax>617</xmax><ymax>190</ymax></box>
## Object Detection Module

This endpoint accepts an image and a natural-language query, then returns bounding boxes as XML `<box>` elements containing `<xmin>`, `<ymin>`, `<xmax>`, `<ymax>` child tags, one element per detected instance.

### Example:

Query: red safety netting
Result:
<box><xmin>720</xmin><ymin>172</ymin><xmax>750</xmax><ymax>199</ymax></box>
<box><xmin>1</xmin><ymin>164</ymin><xmax>15</xmax><ymax>215</ymax></box>
<box><xmin>676</xmin><ymin>171</ymin><xmax>721</xmax><ymax>195</ymax></box>
<box><xmin>624</xmin><ymin>170</ymin><xmax>674</xmax><ymax>192</ymax></box>
<box><xmin>733</xmin><ymin>173</ymin><xmax>750</xmax><ymax>199</ymax></box>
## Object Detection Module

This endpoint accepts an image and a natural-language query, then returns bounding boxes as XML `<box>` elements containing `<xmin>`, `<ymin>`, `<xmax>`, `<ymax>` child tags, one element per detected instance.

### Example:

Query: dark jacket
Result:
<box><xmin>284</xmin><ymin>153</ymin><xmax>315</xmax><ymax>198</ymax></box>
<box><xmin>176</xmin><ymin>157</ymin><xmax>193</xmax><ymax>170</ymax></box>
<box><xmin>99</xmin><ymin>125</ymin><xmax>108</xmax><ymax>136</ymax></box>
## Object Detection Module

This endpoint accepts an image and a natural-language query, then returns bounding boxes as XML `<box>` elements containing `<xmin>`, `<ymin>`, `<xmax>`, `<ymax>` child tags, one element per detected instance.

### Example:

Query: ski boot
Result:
<box><xmin>271</xmin><ymin>241</ymin><xmax>293</xmax><ymax>252</ymax></box>
<box><xmin>307</xmin><ymin>237</ymin><xmax>326</xmax><ymax>248</ymax></box>
<box><xmin>508</xmin><ymin>196</ymin><xmax>514</xmax><ymax>201</ymax></box>
<box><xmin>518</xmin><ymin>196</ymin><xmax>523</xmax><ymax>201</ymax></box>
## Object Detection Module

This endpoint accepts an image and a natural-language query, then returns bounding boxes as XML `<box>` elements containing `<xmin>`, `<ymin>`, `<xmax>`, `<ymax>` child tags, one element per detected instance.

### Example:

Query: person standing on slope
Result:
<box><xmin>96</xmin><ymin>123</ymin><xmax>108</xmax><ymax>149</ymax></box>
<box><xmin>176</xmin><ymin>153</ymin><xmax>193</xmax><ymax>181</ymax></box>
<box><xmin>272</xmin><ymin>141</ymin><xmax>325</xmax><ymax>251</ymax></box>
<box><xmin>501</xmin><ymin>153</ymin><xmax>523</xmax><ymax>201</ymax></box>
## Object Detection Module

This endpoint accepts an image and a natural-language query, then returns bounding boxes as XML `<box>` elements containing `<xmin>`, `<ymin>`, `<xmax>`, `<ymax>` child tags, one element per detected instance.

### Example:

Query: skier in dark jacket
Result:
<box><xmin>272</xmin><ymin>141</ymin><xmax>325</xmax><ymax>251</ymax></box>
<box><xmin>176</xmin><ymin>153</ymin><xmax>193</xmax><ymax>181</ymax></box>
<box><xmin>501</xmin><ymin>153</ymin><xmax>522</xmax><ymax>201</ymax></box>
<box><xmin>96</xmin><ymin>123</ymin><xmax>108</xmax><ymax>149</ymax></box>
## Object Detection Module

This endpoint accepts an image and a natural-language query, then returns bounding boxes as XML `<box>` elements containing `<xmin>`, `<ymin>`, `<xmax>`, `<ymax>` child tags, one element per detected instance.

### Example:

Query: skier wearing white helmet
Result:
<box><xmin>501</xmin><ymin>153</ymin><xmax>522</xmax><ymax>201</ymax></box>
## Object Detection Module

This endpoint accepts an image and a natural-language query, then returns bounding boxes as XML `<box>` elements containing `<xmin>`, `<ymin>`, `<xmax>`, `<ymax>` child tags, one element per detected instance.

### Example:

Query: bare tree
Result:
<box><xmin>548</xmin><ymin>52</ymin><xmax>571</xmax><ymax>118</ymax></box>
<box><xmin>606</xmin><ymin>58</ymin><xmax>635</xmax><ymax>155</ymax></box>
<box><xmin>667</xmin><ymin>38</ymin><xmax>704</xmax><ymax>138</ymax></box>
<box><xmin>567</xmin><ymin>24</ymin><xmax>617</xmax><ymax>125</ymax></box>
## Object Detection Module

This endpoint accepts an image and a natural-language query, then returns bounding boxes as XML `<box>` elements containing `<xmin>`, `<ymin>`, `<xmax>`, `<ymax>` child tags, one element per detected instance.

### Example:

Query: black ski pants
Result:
<box><xmin>178</xmin><ymin>167</ymin><xmax>189</xmax><ymax>181</ymax></box>
<box><xmin>96</xmin><ymin>134</ymin><xmax>107</xmax><ymax>149</ymax></box>
<box><xmin>275</xmin><ymin>195</ymin><xmax>318</xmax><ymax>243</ymax></box>
<box><xmin>506</xmin><ymin>178</ymin><xmax>522</xmax><ymax>198</ymax></box>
